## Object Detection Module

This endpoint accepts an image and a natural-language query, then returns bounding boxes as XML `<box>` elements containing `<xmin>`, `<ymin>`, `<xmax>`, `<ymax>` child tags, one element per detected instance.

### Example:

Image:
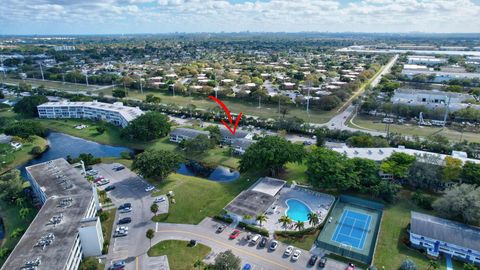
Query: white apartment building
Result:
<box><xmin>37</xmin><ymin>101</ymin><xmax>144</xmax><ymax>127</ymax></box>
<box><xmin>410</xmin><ymin>212</ymin><xmax>480</xmax><ymax>265</ymax></box>
<box><xmin>407</xmin><ymin>56</ymin><xmax>447</xmax><ymax>66</ymax></box>
<box><xmin>2</xmin><ymin>159</ymin><xmax>103</xmax><ymax>270</ymax></box>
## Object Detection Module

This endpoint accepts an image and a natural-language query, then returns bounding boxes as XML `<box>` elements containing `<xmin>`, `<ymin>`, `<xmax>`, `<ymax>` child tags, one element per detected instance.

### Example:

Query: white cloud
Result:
<box><xmin>1</xmin><ymin>0</ymin><xmax>479</xmax><ymax>34</ymax></box>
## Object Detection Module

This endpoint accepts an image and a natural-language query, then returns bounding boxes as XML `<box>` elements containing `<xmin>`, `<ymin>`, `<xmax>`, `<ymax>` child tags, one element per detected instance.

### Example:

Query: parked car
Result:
<box><xmin>154</xmin><ymin>197</ymin><xmax>165</xmax><ymax>203</ymax></box>
<box><xmin>94</xmin><ymin>177</ymin><xmax>104</xmax><ymax>182</ymax></box>
<box><xmin>113</xmin><ymin>165</ymin><xmax>125</xmax><ymax>171</ymax></box>
<box><xmin>269</xmin><ymin>240</ymin><xmax>278</xmax><ymax>251</ymax></box>
<box><xmin>105</xmin><ymin>185</ymin><xmax>115</xmax><ymax>191</ymax></box>
<box><xmin>242</xmin><ymin>264</ymin><xmax>252</xmax><ymax>270</ymax></box>
<box><xmin>284</xmin><ymin>246</ymin><xmax>294</xmax><ymax>257</ymax></box>
<box><xmin>249</xmin><ymin>234</ymin><xmax>261</xmax><ymax>245</ymax></box>
<box><xmin>118</xmin><ymin>203</ymin><xmax>132</xmax><ymax>213</ymax></box>
<box><xmin>118</xmin><ymin>217</ymin><xmax>132</xmax><ymax>224</ymax></box>
<box><xmin>291</xmin><ymin>249</ymin><xmax>301</xmax><ymax>261</ymax></box>
<box><xmin>96</xmin><ymin>179</ymin><xmax>110</xmax><ymax>186</ymax></box>
<box><xmin>230</xmin><ymin>230</ymin><xmax>241</xmax><ymax>239</ymax></box>
<box><xmin>259</xmin><ymin>237</ymin><xmax>268</xmax><ymax>248</ymax></box>
<box><xmin>318</xmin><ymin>257</ymin><xmax>327</xmax><ymax>268</ymax></box>
<box><xmin>109</xmin><ymin>260</ymin><xmax>126</xmax><ymax>270</ymax></box>
<box><xmin>145</xmin><ymin>186</ymin><xmax>155</xmax><ymax>192</ymax></box>
<box><xmin>347</xmin><ymin>263</ymin><xmax>355</xmax><ymax>270</ymax></box>
<box><xmin>308</xmin><ymin>255</ymin><xmax>318</xmax><ymax>266</ymax></box>
<box><xmin>216</xmin><ymin>225</ymin><xmax>226</xmax><ymax>233</ymax></box>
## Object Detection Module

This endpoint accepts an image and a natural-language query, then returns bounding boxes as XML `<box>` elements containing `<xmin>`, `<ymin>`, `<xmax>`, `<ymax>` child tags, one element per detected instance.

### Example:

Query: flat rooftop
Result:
<box><xmin>250</xmin><ymin>177</ymin><xmax>286</xmax><ymax>197</ymax></box>
<box><xmin>2</xmin><ymin>159</ymin><xmax>95</xmax><ymax>270</ymax></box>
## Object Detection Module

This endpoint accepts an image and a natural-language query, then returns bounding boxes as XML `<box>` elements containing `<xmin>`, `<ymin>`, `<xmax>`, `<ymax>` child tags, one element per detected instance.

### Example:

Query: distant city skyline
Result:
<box><xmin>2</xmin><ymin>0</ymin><xmax>480</xmax><ymax>35</ymax></box>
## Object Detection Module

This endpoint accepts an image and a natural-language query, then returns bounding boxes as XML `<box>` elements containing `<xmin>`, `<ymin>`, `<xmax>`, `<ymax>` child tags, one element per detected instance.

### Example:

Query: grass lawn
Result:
<box><xmin>148</xmin><ymin>240</ymin><xmax>211</xmax><ymax>270</ymax></box>
<box><xmin>191</xmin><ymin>147</ymin><xmax>240</xmax><ymax>169</ymax></box>
<box><xmin>3</xmin><ymin>77</ymin><xmax>104</xmax><ymax>92</ymax></box>
<box><xmin>283</xmin><ymin>162</ymin><xmax>309</xmax><ymax>185</ymax></box>
<box><xmin>151</xmin><ymin>173</ymin><xmax>256</xmax><ymax>224</ymax></box>
<box><xmin>275</xmin><ymin>229</ymin><xmax>320</xmax><ymax>251</ymax></box>
<box><xmin>100</xmin><ymin>88</ymin><xmax>336</xmax><ymax>124</ymax></box>
<box><xmin>0</xmin><ymin>200</ymin><xmax>37</xmax><ymax>266</ymax></box>
<box><xmin>100</xmin><ymin>209</ymin><xmax>116</xmax><ymax>254</ymax></box>
<box><xmin>374</xmin><ymin>190</ymin><xmax>463</xmax><ymax>270</ymax></box>
<box><xmin>0</xmin><ymin>136</ymin><xmax>48</xmax><ymax>174</ymax></box>
<box><xmin>350</xmin><ymin>115</ymin><xmax>480</xmax><ymax>143</ymax></box>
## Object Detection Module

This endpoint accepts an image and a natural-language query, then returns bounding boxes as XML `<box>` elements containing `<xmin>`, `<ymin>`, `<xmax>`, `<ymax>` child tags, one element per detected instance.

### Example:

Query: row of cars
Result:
<box><xmin>114</xmin><ymin>203</ymin><xmax>133</xmax><ymax>238</ymax></box>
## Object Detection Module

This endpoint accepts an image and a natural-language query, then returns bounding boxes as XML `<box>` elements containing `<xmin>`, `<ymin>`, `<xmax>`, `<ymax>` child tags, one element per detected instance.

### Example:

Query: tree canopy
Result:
<box><xmin>121</xmin><ymin>112</ymin><xmax>171</xmax><ymax>141</ymax></box>
<box><xmin>460</xmin><ymin>161</ymin><xmax>480</xmax><ymax>185</ymax></box>
<box><xmin>132</xmin><ymin>149</ymin><xmax>182</xmax><ymax>179</ymax></box>
<box><xmin>432</xmin><ymin>184</ymin><xmax>480</xmax><ymax>225</ymax></box>
<box><xmin>4</xmin><ymin>120</ymin><xmax>46</xmax><ymax>138</ymax></box>
<box><xmin>13</xmin><ymin>95</ymin><xmax>48</xmax><ymax>117</ymax></box>
<box><xmin>181</xmin><ymin>134</ymin><xmax>212</xmax><ymax>155</ymax></box>
<box><xmin>212</xmin><ymin>250</ymin><xmax>241</xmax><ymax>270</ymax></box>
<box><xmin>239</xmin><ymin>136</ymin><xmax>305</xmax><ymax>176</ymax></box>
<box><xmin>380</xmin><ymin>152</ymin><xmax>416</xmax><ymax>179</ymax></box>
<box><xmin>0</xmin><ymin>169</ymin><xmax>25</xmax><ymax>202</ymax></box>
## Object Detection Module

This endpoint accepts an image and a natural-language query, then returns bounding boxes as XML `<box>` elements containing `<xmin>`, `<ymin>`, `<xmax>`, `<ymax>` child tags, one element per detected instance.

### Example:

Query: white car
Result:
<box><xmin>154</xmin><ymin>197</ymin><xmax>166</xmax><ymax>203</ymax></box>
<box><xmin>291</xmin><ymin>249</ymin><xmax>301</xmax><ymax>261</ymax></box>
<box><xmin>284</xmin><ymin>246</ymin><xmax>294</xmax><ymax>257</ymax></box>
<box><xmin>145</xmin><ymin>186</ymin><xmax>155</xmax><ymax>192</ymax></box>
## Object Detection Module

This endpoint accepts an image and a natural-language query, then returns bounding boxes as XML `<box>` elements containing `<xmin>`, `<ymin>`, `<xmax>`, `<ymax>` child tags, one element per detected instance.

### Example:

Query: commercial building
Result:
<box><xmin>391</xmin><ymin>89</ymin><xmax>479</xmax><ymax>112</ymax></box>
<box><xmin>409</xmin><ymin>212</ymin><xmax>480</xmax><ymax>265</ymax></box>
<box><xmin>401</xmin><ymin>68</ymin><xmax>480</xmax><ymax>82</ymax></box>
<box><xmin>169</xmin><ymin>127</ymin><xmax>209</xmax><ymax>143</ymax></box>
<box><xmin>37</xmin><ymin>101</ymin><xmax>144</xmax><ymax>127</ymax></box>
<box><xmin>2</xmin><ymin>158</ymin><xmax>103</xmax><ymax>270</ymax></box>
<box><xmin>407</xmin><ymin>56</ymin><xmax>447</xmax><ymax>66</ymax></box>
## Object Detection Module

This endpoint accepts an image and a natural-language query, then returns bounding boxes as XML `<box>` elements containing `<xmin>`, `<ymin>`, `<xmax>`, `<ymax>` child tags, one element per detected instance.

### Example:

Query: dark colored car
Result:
<box><xmin>318</xmin><ymin>257</ymin><xmax>327</xmax><ymax>268</ymax></box>
<box><xmin>118</xmin><ymin>217</ymin><xmax>131</xmax><ymax>224</ymax></box>
<box><xmin>259</xmin><ymin>237</ymin><xmax>268</xmax><ymax>248</ymax></box>
<box><xmin>105</xmin><ymin>185</ymin><xmax>116</xmax><ymax>191</ymax></box>
<box><xmin>308</xmin><ymin>255</ymin><xmax>318</xmax><ymax>266</ymax></box>
<box><xmin>119</xmin><ymin>203</ymin><xmax>131</xmax><ymax>210</ymax></box>
<box><xmin>114</xmin><ymin>166</ymin><xmax>125</xmax><ymax>171</ymax></box>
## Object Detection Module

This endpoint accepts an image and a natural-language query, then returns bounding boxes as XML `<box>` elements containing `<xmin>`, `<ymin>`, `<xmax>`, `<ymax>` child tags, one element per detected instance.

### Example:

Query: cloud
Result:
<box><xmin>1</xmin><ymin>0</ymin><xmax>479</xmax><ymax>34</ymax></box>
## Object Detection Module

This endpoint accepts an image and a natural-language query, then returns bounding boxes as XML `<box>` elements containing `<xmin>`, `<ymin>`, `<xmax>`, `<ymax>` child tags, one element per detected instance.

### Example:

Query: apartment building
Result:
<box><xmin>37</xmin><ymin>101</ymin><xmax>144</xmax><ymax>127</ymax></box>
<box><xmin>1</xmin><ymin>158</ymin><xmax>103</xmax><ymax>270</ymax></box>
<box><xmin>410</xmin><ymin>212</ymin><xmax>480</xmax><ymax>265</ymax></box>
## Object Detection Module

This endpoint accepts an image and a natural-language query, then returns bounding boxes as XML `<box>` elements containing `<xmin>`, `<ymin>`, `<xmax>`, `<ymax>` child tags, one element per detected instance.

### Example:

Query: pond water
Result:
<box><xmin>19</xmin><ymin>132</ymin><xmax>131</xmax><ymax>177</ymax></box>
<box><xmin>177</xmin><ymin>161</ymin><xmax>240</xmax><ymax>182</ymax></box>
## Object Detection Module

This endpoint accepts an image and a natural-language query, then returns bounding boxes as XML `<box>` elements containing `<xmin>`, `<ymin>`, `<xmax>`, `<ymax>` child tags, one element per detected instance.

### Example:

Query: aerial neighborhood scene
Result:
<box><xmin>1</xmin><ymin>1</ymin><xmax>480</xmax><ymax>270</ymax></box>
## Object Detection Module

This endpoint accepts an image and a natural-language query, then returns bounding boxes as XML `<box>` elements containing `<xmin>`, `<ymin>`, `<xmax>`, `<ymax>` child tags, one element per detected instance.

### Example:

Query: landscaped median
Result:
<box><xmin>147</xmin><ymin>240</ymin><xmax>211</xmax><ymax>270</ymax></box>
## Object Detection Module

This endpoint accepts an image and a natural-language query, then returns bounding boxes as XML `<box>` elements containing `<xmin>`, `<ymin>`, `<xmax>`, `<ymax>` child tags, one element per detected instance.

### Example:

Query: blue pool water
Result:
<box><xmin>286</xmin><ymin>199</ymin><xmax>311</xmax><ymax>222</ymax></box>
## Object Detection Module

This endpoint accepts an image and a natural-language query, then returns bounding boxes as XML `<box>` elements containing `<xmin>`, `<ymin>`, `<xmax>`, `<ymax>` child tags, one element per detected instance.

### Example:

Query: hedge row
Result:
<box><xmin>274</xmin><ymin>226</ymin><xmax>318</xmax><ymax>238</ymax></box>
<box><xmin>238</xmin><ymin>222</ymin><xmax>269</xmax><ymax>237</ymax></box>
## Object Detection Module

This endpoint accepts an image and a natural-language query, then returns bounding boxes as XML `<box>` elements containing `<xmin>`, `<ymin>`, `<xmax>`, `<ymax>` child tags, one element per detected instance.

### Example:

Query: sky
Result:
<box><xmin>1</xmin><ymin>0</ymin><xmax>480</xmax><ymax>35</ymax></box>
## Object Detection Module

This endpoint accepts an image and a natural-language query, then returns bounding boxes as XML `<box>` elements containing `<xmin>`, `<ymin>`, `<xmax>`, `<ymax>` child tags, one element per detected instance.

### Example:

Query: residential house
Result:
<box><xmin>169</xmin><ymin>128</ymin><xmax>209</xmax><ymax>143</ymax></box>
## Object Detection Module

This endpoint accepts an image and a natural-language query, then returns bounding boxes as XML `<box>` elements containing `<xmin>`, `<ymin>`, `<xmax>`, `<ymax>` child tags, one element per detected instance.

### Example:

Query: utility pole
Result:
<box><xmin>39</xmin><ymin>62</ymin><xmax>45</xmax><ymax>81</ymax></box>
<box><xmin>306</xmin><ymin>87</ymin><xmax>311</xmax><ymax>114</ymax></box>
<box><xmin>85</xmin><ymin>73</ymin><xmax>89</xmax><ymax>86</ymax></box>
<box><xmin>258</xmin><ymin>96</ymin><xmax>261</xmax><ymax>108</ymax></box>
<box><xmin>139</xmin><ymin>78</ymin><xmax>143</xmax><ymax>94</ymax></box>
<box><xmin>442</xmin><ymin>95</ymin><xmax>451</xmax><ymax>127</ymax></box>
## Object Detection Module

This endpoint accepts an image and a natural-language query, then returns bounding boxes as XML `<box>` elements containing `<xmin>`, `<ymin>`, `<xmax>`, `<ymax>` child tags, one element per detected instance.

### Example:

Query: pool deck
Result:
<box><xmin>261</xmin><ymin>186</ymin><xmax>335</xmax><ymax>233</ymax></box>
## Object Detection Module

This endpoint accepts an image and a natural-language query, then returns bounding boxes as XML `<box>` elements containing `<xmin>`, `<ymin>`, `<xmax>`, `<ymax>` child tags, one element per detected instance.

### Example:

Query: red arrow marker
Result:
<box><xmin>208</xmin><ymin>95</ymin><xmax>243</xmax><ymax>135</ymax></box>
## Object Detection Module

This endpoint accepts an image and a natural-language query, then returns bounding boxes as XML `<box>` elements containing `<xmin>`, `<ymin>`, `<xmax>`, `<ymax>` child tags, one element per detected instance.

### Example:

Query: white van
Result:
<box><xmin>249</xmin><ymin>234</ymin><xmax>261</xmax><ymax>245</ymax></box>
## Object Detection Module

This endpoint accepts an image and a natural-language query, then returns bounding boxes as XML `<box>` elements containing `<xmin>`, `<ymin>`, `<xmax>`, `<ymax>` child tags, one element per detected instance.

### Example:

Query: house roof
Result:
<box><xmin>170</xmin><ymin>128</ymin><xmax>209</xmax><ymax>138</ymax></box>
<box><xmin>410</xmin><ymin>211</ymin><xmax>480</xmax><ymax>252</ymax></box>
<box><xmin>220</xmin><ymin>127</ymin><xmax>251</xmax><ymax>139</ymax></box>
<box><xmin>232</xmin><ymin>138</ymin><xmax>255</xmax><ymax>150</ymax></box>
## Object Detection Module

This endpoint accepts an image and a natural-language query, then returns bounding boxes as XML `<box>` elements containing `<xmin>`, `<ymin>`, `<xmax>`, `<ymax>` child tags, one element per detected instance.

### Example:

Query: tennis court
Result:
<box><xmin>331</xmin><ymin>209</ymin><xmax>372</xmax><ymax>250</ymax></box>
<box><xmin>316</xmin><ymin>195</ymin><xmax>384</xmax><ymax>265</ymax></box>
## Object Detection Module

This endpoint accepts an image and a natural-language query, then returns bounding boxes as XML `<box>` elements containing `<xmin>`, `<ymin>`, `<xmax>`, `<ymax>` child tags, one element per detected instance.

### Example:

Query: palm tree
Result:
<box><xmin>150</xmin><ymin>203</ymin><xmax>159</xmax><ymax>217</ymax></box>
<box><xmin>146</xmin><ymin>229</ymin><xmax>155</xmax><ymax>249</ymax></box>
<box><xmin>294</xmin><ymin>221</ymin><xmax>305</xmax><ymax>231</ymax></box>
<box><xmin>15</xmin><ymin>197</ymin><xmax>25</xmax><ymax>207</ymax></box>
<box><xmin>427</xmin><ymin>260</ymin><xmax>439</xmax><ymax>270</ymax></box>
<box><xmin>19</xmin><ymin>207</ymin><xmax>30</xmax><ymax>220</ymax></box>
<box><xmin>193</xmin><ymin>259</ymin><xmax>204</xmax><ymax>269</ymax></box>
<box><xmin>256</xmin><ymin>214</ymin><xmax>268</xmax><ymax>227</ymax></box>
<box><xmin>278</xmin><ymin>215</ymin><xmax>292</xmax><ymax>230</ymax></box>
<box><xmin>10</xmin><ymin>228</ymin><xmax>24</xmax><ymax>238</ymax></box>
<box><xmin>307</xmin><ymin>212</ymin><xmax>319</xmax><ymax>227</ymax></box>
<box><xmin>243</xmin><ymin>215</ymin><xmax>253</xmax><ymax>221</ymax></box>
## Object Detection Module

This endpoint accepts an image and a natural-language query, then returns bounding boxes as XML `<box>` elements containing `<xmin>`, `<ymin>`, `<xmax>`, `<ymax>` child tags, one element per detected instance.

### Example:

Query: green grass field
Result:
<box><xmin>101</xmin><ymin>87</ymin><xmax>336</xmax><ymax>124</ymax></box>
<box><xmin>148</xmin><ymin>240</ymin><xmax>211</xmax><ymax>270</ymax></box>
<box><xmin>275</xmin><ymin>229</ymin><xmax>320</xmax><ymax>251</ymax></box>
<box><xmin>350</xmin><ymin>115</ymin><xmax>480</xmax><ymax>143</ymax></box>
<box><xmin>101</xmin><ymin>209</ymin><xmax>116</xmax><ymax>254</ymax></box>
<box><xmin>0</xmin><ymin>136</ymin><xmax>48</xmax><ymax>174</ymax></box>
<box><xmin>151</xmin><ymin>173</ymin><xmax>256</xmax><ymax>224</ymax></box>
<box><xmin>373</xmin><ymin>190</ymin><xmax>463</xmax><ymax>270</ymax></box>
<box><xmin>2</xmin><ymin>77</ymin><xmax>106</xmax><ymax>92</ymax></box>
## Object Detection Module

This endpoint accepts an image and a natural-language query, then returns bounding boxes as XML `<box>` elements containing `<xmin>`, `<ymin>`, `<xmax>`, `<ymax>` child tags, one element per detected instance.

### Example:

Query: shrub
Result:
<box><xmin>399</xmin><ymin>259</ymin><xmax>417</xmax><ymax>270</ymax></box>
<box><xmin>412</xmin><ymin>192</ymin><xmax>434</xmax><ymax>210</ymax></box>
<box><xmin>213</xmin><ymin>215</ymin><xmax>233</xmax><ymax>224</ymax></box>
<box><xmin>238</xmin><ymin>222</ymin><xmax>269</xmax><ymax>237</ymax></box>
<box><xmin>275</xmin><ymin>226</ymin><xmax>318</xmax><ymax>238</ymax></box>
<box><xmin>30</xmin><ymin>146</ymin><xmax>44</xmax><ymax>155</ymax></box>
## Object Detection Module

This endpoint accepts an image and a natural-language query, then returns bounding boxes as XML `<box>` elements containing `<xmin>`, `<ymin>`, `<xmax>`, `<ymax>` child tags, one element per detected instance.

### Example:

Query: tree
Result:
<box><xmin>0</xmin><ymin>247</ymin><xmax>11</xmax><ymax>260</ymax></box>
<box><xmin>239</xmin><ymin>136</ymin><xmax>305</xmax><ymax>176</ymax></box>
<box><xmin>306</xmin><ymin>148</ymin><xmax>358</xmax><ymax>190</ymax></box>
<box><xmin>150</xmin><ymin>203</ymin><xmax>159</xmax><ymax>217</ymax></box>
<box><xmin>212</xmin><ymin>250</ymin><xmax>241</xmax><ymax>270</ymax></box>
<box><xmin>132</xmin><ymin>149</ymin><xmax>182</xmax><ymax>179</ymax></box>
<box><xmin>463</xmin><ymin>263</ymin><xmax>478</xmax><ymax>270</ymax></box>
<box><xmin>399</xmin><ymin>259</ymin><xmax>417</xmax><ymax>270</ymax></box>
<box><xmin>374</xmin><ymin>181</ymin><xmax>401</xmax><ymax>203</ymax></box>
<box><xmin>112</xmin><ymin>89</ymin><xmax>126</xmax><ymax>98</ymax></box>
<box><xmin>307</xmin><ymin>212</ymin><xmax>319</xmax><ymax>227</ymax></box>
<box><xmin>294</xmin><ymin>221</ymin><xmax>305</xmax><ymax>231</ymax></box>
<box><xmin>96</xmin><ymin>124</ymin><xmax>106</xmax><ymax>135</ymax></box>
<box><xmin>193</xmin><ymin>259</ymin><xmax>204</xmax><ymax>269</ymax></box>
<box><xmin>205</xmin><ymin>125</ymin><xmax>221</xmax><ymax>145</ymax></box>
<box><xmin>121</xmin><ymin>112</ymin><xmax>171</xmax><ymax>141</ymax></box>
<box><xmin>10</xmin><ymin>228</ymin><xmax>24</xmax><ymax>238</ymax></box>
<box><xmin>19</xmin><ymin>207</ymin><xmax>31</xmax><ymax>220</ymax></box>
<box><xmin>4</xmin><ymin>120</ymin><xmax>46</xmax><ymax>138</ymax></box>
<box><xmin>443</xmin><ymin>156</ymin><xmax>463</xmax><ymax>183</ymax></box>
<box><xmin>80</xmin><ymin>257</ymin><xmax>103</xmax><ymax>270</ymax></box>
<box><xmin>278</xmin><ymin>215</ymin><xmax>292</xmax><ymax>230</ymax></box>
<box><xmin>460</xmin><ymin>162</ymin><xmax>480</xmax><ymax>185</ymax></box>
<box><xmin>380</xmin><ymin>152</ymin><xmax>416</xmax><ymax>179</ymax></box>
<box><xmin>146</xmin><ymin>229</ymin><xmax>155</xmax><ymax>248</ymax></box>
<box><xmin>351</xmin><ymin>158</ymin><xmax>381</xmax><ymax>192</ymax></box>
<box><xmin>13</xmin><ymin>95</ymin><xmax>48</xmax><ymax>116</ymax></box>
<box><xmin>256</xmin><ymin>214</ymin><xmax>268</xmax><ymax>226</ymax></box>
<box><xmin>407</xmin><ymin>162</ymin><xmax>443</xmax><ymax>191</ymax></box>
<box><xmin>432</xmin><ymin>184</ymin><xmax>480</xmax><ymax>225</ymax></box>
<box><xmin>0</xmin><ymin>169</ymin><xmax>25</xmax><ymax>202</ymax></box>
<box><xmin>145</xmin><ymin>94</ymin><xmax>161</xmax><ymax>104</ymax></box>
<box><xmin>316</xmin><ymin>95</ymin><xmax>341</xmax><ymax>111</ymax></box>
<box><xmin>315</xmin><ymin>130</ymin><xmax>326</xmax><ymax>147</ymax></box>
<box><xmin>183</xmin><ymin>134</ymin><xmax>212</xmax><ymax>155</ymax></box>
<box><xmin>427</xmin><ymin>260</ymin><xmax>439</xmax><ymax>270</ymax></box>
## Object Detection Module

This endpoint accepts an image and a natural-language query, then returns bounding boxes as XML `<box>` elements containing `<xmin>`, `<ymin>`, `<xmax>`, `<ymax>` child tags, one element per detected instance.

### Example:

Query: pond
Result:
<box><xmin>19</xmin><ymin>132</ymin><xmax>131</xmax><ymax>177</ymax></box>
<box><xmin>177</xmin><ymin>160</ymin><xmax>240</xmax><ymax>182</ymax></box>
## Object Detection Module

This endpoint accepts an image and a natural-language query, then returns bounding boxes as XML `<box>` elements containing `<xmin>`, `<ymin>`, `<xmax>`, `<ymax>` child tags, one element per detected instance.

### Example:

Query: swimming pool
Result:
<box><xmin>285</xmin><ymin>199</ymin><xmax>312</xmax><ymax>222</ymax></box>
